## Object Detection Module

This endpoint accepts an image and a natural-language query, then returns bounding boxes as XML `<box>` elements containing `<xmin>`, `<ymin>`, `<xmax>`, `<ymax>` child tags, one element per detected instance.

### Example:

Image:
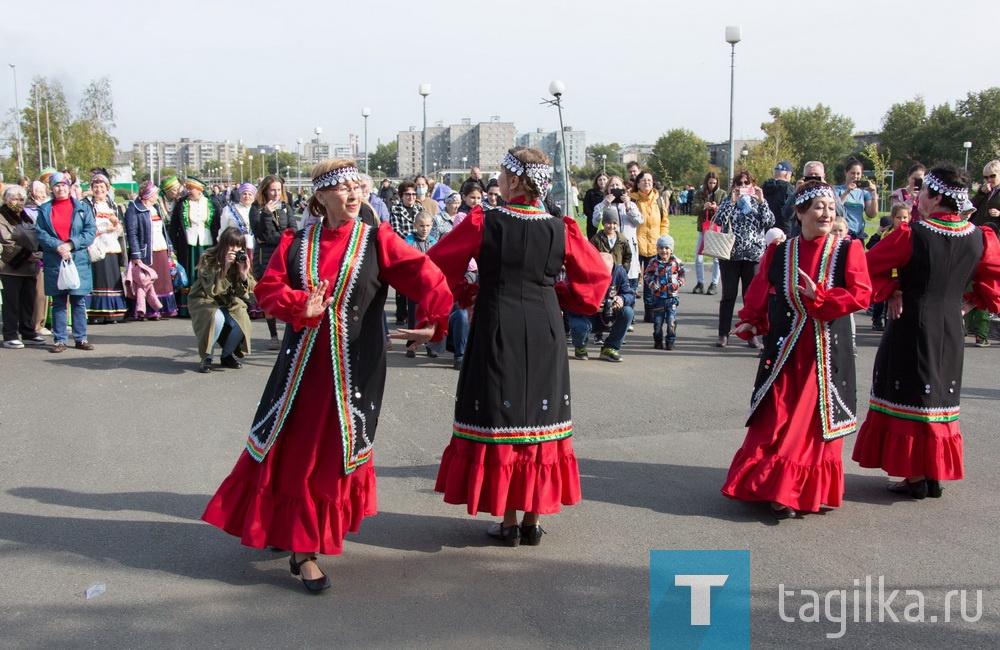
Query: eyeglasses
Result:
<box><xmin>401</xmin><ymin>192</ymin><xmax>417</xmax><ymax>197</ymax></box>
<box><xmin>738</xmin><ymin>181</ymin><xmax>752</xmax><ymax>186</ymax></box>
<box><xmin>331</xmin><ymin>184</ymin><xmax>363</xmax><ymax>195</ymax></box>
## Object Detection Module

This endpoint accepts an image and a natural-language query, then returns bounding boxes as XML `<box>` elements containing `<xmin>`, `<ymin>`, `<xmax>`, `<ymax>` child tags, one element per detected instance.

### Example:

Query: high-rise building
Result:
<box><xmin>396</xmin><ymin>118</ymin><xmax>516</xmax><ymax>178</ymax></box>
<box><xmin>132</xmin><ymin>138</ymin><xmax>239</xmax><ymax>178</ymax></box>
<box><xmin>515</xmin><ymin>127</ymin><xmax>586</xmax><ymax>169</ymax></box>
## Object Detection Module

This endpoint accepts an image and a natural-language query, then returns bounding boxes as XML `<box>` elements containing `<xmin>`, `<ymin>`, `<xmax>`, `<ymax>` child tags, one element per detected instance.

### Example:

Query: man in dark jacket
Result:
<box><xmin>762</xmin><ymin>162</ymin><xmax>796</xmax><ymax>234</ymax></box>
<box><xmin>566</xmin><ymin>253</ymin><xmax>635</xmax><ymax>362</ymax></box>
<box><xmin>378</xmin><ymin>178</ymin><xmax>397</xmax><ymax>206</ymax></box>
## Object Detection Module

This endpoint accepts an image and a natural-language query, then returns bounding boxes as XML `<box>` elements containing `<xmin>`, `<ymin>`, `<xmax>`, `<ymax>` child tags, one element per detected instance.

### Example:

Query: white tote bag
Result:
<box><xmin>57</xmin><ymin>258</ymin><xmax>82</xmax><ymax>291</ymax></box>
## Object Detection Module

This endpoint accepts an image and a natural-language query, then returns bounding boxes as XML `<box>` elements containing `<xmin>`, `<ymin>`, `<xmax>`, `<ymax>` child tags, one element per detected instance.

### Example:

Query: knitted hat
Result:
<box><xmin>601</xmin><ymin>206</ymin><xmax>619</xmax><ymax>225</ymax></box>
<box><xmin>656</xmin><ymin>234</ymin><xmax>674</xmax><ymax>249</ymax></box>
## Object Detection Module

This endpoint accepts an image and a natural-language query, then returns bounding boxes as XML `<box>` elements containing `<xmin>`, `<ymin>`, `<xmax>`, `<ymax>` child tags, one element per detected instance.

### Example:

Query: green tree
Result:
<box><xmin>763</xmin><ymin>105</ymin><xmax>855</xmax><ymax>175</ymax></box>
<box><xmin>3</xmin><ymin>76</ymin><xmax>72</xmax><ymax>178</ymax></box>
<box><xmin>880</xmin><ymin>98</ymin><xmax>969</xmax><ymax>178</ymax></box>
<box><xmin>646</xmin><ymin>129</ymin><xmax>709</xmax><ymax>189</ymax></box>
<box><xmin>744</xmin><ymin>119</ymin><xmax>799</xmax><ymax>185</ymax></box>
<box><xmin>956</xmin><ymin>87</ymin><xmax>1000</xmax><ymax>175</ymax></box>
<box><xmin>368</xmin><ymin>141</ymin><xmax>397</xmax><ymax>177</ymax></box>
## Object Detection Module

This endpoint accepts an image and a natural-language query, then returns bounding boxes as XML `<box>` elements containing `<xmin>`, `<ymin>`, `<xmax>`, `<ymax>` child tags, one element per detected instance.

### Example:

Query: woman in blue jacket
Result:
<box><xmin>34</xmin><ymin>172</ymin><xmax>97</xmax><ymax>352</ymax></box>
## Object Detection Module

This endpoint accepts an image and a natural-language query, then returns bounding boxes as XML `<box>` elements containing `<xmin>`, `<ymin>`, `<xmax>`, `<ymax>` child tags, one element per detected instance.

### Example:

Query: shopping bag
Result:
<box><xmin>57</xmin><ymin>258</ymin><xmax>81</xmax><ymax>290</ymax></box>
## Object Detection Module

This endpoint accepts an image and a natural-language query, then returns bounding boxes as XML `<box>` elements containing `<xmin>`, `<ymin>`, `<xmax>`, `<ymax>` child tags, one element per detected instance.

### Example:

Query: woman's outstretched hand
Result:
<box><xmin>730</xmin><ymin>322</ymin><xmax>757</xmax><ymax>337</ymax></box>
<box><xmin>390</xmin><ymin>325</ymin><xmax>435</xmax><ymax>346</ymax></box>
<box><xmin>303</xmin><ymin>280</ymin><xmax>333</xmax><ymax>320</ymax></box>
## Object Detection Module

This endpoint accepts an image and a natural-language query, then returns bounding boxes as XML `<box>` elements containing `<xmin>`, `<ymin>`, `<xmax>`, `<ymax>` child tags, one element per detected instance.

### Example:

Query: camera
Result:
<box><xmin>601</xmin><ymin>286</ymin><xmax>620</xmax><ymax>326</ymax></box>
<box><xmin>611</xmin><ymin>188</ymin><xmax>625</xmax><ymax>202</ymax></box>
<box><xmin>235</xmin><ymin>250</ymin><xmax>248</xmax><ymax>263</ymax></box>
<box><xmin>803</xmin><ymin>175</ymin><xmax>823</xmax><ymax>182</ymax></box>
<box><xmin>914</xmin><ymin>178</ymin><xmax>923</xmax><ymax>189</ymax></box>
<box><xmin>856</xmin><ymin>179</ymin><xmax>871</xmax><ymax>190</ymax></box>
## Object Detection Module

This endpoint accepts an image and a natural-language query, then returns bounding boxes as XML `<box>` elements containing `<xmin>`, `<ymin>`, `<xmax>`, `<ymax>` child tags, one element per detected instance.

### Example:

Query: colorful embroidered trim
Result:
<box><xmin>917</xmin><ymin>216</ymin><xmax>975</xmax><ymax>237</ymax></box>
<box><xmin>329</xmin><ymin>220</ymin><xmax>372</xmax><ymax>474</ymax></box>
<box><xmin>812</xmin><ymin>236</ymin><xmax>857</xmax><ymax>440</ymax></box>
<box><xmin>246</xmin><ymin>227</ymin><xmax>324</xmax><ymax>461</ymax></box>
<box><xmin>869</xmin><ymin>396</ymin><xmax>960</xmax><ymax>423</ymax></box>
<box><xmin>180</xmin><ymin>197</ymin><xmax>215</xmax><ymax>231</ymax></box>
<box><xmin>500</xmin><ymin>202</ymin><xmax>551</xmax><ymax>221</ymax></box>
<box><xmin>452</xmin><ymin>420</ymin><xmax>573</xmax><ymax>444</ymax></box>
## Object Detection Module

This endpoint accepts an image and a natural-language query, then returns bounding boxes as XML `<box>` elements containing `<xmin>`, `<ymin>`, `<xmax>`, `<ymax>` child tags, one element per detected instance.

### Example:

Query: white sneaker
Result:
<box><xmin>3</xmin><ymin>340</ymin><xmax>25</xmax><ymax>349</ymax></box>
<box><xmin>37</xmin><ymin>327</ymin><xmax>52</xmax><ymax>336</ymax></box>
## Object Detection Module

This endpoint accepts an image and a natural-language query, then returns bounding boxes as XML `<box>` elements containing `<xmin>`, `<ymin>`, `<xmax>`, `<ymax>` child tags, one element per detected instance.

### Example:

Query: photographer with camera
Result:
<box><xmin>779</xmin><ymin>162</ymin><xmax>848</xmax><ymax>236</ymax></box>
<box><xmin>188</xmin><ymin>227</ymin><xmax>256</xmax><ymax>373</ymax></box>
<box><xmin>889</xmin><ymin>163</ymin><xmax>926</xmax><ymax>209</ymax></box>
<box><xmin>568</xmin><ymin>252</ymin><xmax>635</xmax><ymax>362</ymax></box>
<box><xmin>834</xmin><ymin>158</ymin><xmax>877</xmax><ymax>240</ymax></box>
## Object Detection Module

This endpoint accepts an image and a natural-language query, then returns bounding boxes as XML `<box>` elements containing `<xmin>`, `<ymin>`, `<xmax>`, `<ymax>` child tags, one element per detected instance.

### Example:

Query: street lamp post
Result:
<box><xmin>419</xmin><ymin>84</ymin><xmax>431</xmax><ymax>175</ymax></box>
<box><xmin>8</xmin><ymin>64</ymin><xmax>24</xmax><ymax>176</ymax></box>
<box><xmin>725</xmin><ymin>25</ymin><xmax>742</xmax><ymax>190</ymax></box>
<box><xmin>238</xmin><ymin>159</ymin><xmax>244</xmax><ymax>184</ymax></box>
<box><xmin>259</xmin><ymin>148</ymin><xmax>265</xmax><ymax>178</ymax></box>
<box><xmin>362</xmin><ymin>107</ymin><xmax>371</xmax><ymax>174</ymax></box>
<box><xmin>248</xmin><ymin>155</ymin><xmax>253</xmax><ymax>183</ymax></box>
<box><xmin>963</xmin><ymin>141</ymin><xmax>972</xmax><ymax>170</ymax></box>
<box><xmin>296</xmin><ymin>137</ymin><xmax>303</xmax><ymax>193</ymax></box>
<box><xmin>548</xmin><ymin>80</ymin><xmax>571</xmax><ymax>218</ymax></box>
<box><xmin>741</xmin><ymin>148</ymin><xmax>749</xmax><ymax>165</ymax></box>
<box><xmin>601</xmin><ymin>154</ymin><xmax>607</xmax><ymax>174</ymax></box>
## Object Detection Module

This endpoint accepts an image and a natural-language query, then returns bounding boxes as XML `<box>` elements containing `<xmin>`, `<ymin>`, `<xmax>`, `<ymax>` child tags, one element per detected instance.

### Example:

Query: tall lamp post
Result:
<box><xmin>259</xmin><ymin>148</ymin><xmax>265</xmax><ymax>178</ymax></box>
<box><xmin>8</xmin><ymin>64</ymin><xmax>24</xmax><ymax>175</ymax></box>
<box><xmin>963</xmin><ymin>141</ymin><xmax>972</xmax><ymax>170</ymax></box>
<box><xmin>238</xmin><ymin>159</ymin><xmax>244</xmax><ymax>184</ymax></box>
<box><xmin>419</xmin><ymin>84</ymin><xmax>431</xmax><ymax>175</ymax></box>
<box><xmin>601</xmin><ymin>154</ymin><xmax>607</xmax><ymax>174</ymax></box>
<box><xmin>725</xmin><ymin>25</ymin><xmax>742</xmax><ymax>190</ymax></box>
<box><xmin>546</xmin><ymin>80</ymin><xmax>571</xmax><ymax>217</ymax></box>
<box><xmin>296</xmin><ymin>137</ymin><xmax>303</xmax><ymax>192</ymax></box>
<box><xmin>362</xmin><ymin>107</ymin><xmax>371</xmax><ymax>174</ymax></box>
<box><xmin>248</xmin><ymin>155</ymin><xmax>253</xmax><ymax>183</ymax></box>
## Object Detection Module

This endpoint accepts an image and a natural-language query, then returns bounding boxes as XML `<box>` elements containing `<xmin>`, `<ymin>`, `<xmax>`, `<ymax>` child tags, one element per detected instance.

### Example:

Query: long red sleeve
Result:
<box><xmin>556</xmin><ymin>216</ymin><xmax>611</xmax><ymax>314</ymax></box>
<box><xmin>375</xmin><ymin>222</ymin><xmax>453</xmax><ymax>341</ymax></box>
<box><xmin>865</xmin><ymin>223</ymin><xmax>911</xmax><ymax>304</ymax></box>
<box><xmin>964</xmin><ymin>226</ymin><xmax>1000</xmax><ymax>312</ymax></box>
<box><xmin>427</xmin><ymin>205</ymin><xmax>483</xmax><ymax>309</ymax></box>
<box><xmin>254</xmin><ymin>229</ymin><xmax>319</xmax><ymax>330</ymax></box>
<box><xmin>803</xmin><ymin>239</ymin><xmax>871</xmax><ymax>321</ymax></box>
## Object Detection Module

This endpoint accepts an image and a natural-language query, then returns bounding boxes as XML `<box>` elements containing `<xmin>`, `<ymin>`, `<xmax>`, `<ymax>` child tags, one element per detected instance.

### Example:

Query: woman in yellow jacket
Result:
<box><xmin>631</xmin><ymin>171</ymin><xmax>670</xmax><ymax>320</ymax></box>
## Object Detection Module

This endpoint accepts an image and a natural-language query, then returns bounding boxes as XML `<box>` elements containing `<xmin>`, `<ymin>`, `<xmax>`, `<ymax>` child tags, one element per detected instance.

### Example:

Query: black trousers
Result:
<box><xmin>1</xmin><ymin>274</ymin><xmax>38</xmax><ymax>340</ymax></box>
<box><xmin>718</xmin><ymin>259</ymin><xmax>759</xmax><ymax>336</ymax></box>
<box><xmin>395</xmin><ymin>291</ymin><xmax>408</xmax><ymax>323</ymax></box>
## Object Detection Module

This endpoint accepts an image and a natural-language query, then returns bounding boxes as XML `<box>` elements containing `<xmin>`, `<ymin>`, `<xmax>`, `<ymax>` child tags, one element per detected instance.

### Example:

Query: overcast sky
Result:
<box><xmin>3</xmin><ymin>0</ymin><xmax>998</xmax><ymax>155</ymax></box>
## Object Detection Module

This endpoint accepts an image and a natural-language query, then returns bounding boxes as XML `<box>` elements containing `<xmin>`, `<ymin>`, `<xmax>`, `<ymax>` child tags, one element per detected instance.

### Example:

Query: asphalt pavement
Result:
<box><xmin>1</xmin><ymin>291</ymin><xmax>998</xmax><ymax>649</ymax></box>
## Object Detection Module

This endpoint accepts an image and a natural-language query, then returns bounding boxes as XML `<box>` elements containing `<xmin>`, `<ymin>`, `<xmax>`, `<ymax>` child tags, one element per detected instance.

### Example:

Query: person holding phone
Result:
<box><xmin>252</xmin><ymin>175</ymin><xmax>296</xmax><ymax>350</ymax></box>
<box><xmin>890</xmin><ymin>163</ymin><xmax>926</xmax><ymax>209</ymax></box>
<box><xmin>714</xmin><ymin>169</ymin><xmax>774</xmax><ymax>347</ymax></box>
<box><xmin>834</xmin><ymin>158</ymin><xmax>877</xmax><ymax>240</ymax></box>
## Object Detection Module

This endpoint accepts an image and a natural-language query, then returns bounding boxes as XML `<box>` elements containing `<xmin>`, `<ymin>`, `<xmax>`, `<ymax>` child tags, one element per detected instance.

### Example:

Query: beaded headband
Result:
<box><xmin>501</xmin><ymin>152</ymin><xmax>552</xmax><ymax>194</ymax></box>
<box><xmin>794</xmin><ymin>185</ymin><xmax>835</xmax><ymax>206</ymax></box>
<box><xmin>924</xmin><ymin>172</ymin><xmax>969</xmax><ymax>204</ymax></box>
<box><xmin>313</xmin><ymin>166</ymin><xmax>361</xmax><ymax>192</ymax></box>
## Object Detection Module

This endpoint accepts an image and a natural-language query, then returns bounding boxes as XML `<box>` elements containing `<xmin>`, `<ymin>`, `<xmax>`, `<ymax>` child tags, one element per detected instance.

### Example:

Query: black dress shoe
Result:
<box><xmin>198</xmin><ymin>357</ymin><xmax>213</xmax><ymax>373</ymax></box>
<box><xmin>289</xmin><ymin>554</ymin><xmax>331</xmax><ymax>593</ymax></box>
<box><xmin>520</xmin><ymin>524</ymin><xmax>545</xmax><ymax>546</ymax></box>
<box><xmin>926</xmin><ymin>479</ymin><xmax>943</xmax><ymax>498</ymax></box>
<box><xmin>887</xmin><ymin>479</ymin><xmax>927</xmax><ymax>499</ymax></box>
<box><xmin>487</xmin><ymin>523</ymin><xmax>521</xmax><ymax>547</ymax></box>
<box><xmin>768</xmin><ymin>504</ymin><xmax>798</xmax><ymax>520</ymax></box>
<box><xmin>220</xmin><ymin>355</ymin><xmax>243</xmax><ymax>369</ymax></box>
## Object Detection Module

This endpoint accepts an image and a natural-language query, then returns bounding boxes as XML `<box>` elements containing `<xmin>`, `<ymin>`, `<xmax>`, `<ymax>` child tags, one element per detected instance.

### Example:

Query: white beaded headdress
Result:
<box><xmin>502</xmin><ymin>152</ymin><xmax>552</xmax><ymax>198</ymax></box>
<box><xmin>794</xmin><ymin>184</ymin><xmax>835</xmax><ymax>206</ymax></box>
<box><xmin>313</xmin><ymin>166</ymin><xmax>361</xmax><ymax>193</ymax></box>
<box><xmin>924</xmin><ymin>172</ymin><xmax>969</xmax><ymax>205</ymax></box>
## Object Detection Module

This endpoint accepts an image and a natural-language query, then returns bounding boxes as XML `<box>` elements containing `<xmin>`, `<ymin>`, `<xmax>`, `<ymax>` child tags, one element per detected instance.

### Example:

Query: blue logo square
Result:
<box><xmin>650</xmin><ymin>550</ymin><xmax>750</xmax><ymax>650</ymax></box>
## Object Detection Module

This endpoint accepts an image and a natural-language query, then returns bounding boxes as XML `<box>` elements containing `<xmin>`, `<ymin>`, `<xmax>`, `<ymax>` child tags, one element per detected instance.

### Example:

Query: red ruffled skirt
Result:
<box><xmin>201</xmin><ymin>344</ymin><xmax>378</xmax><ymax>555</ymax></box>
<box><xmin>435</xmin><ymin>436</ymin><xmax>582</xmax><ymax>516</ymax></box>
<box><xmin>852</xmin><ymin>410</ymin><xmax>964</xmax><ymax>480</ymax></box>
<box><xmin>721</xmin><ymin>359</ymin><xmax>844</xmax><ymax>513</ymax></box>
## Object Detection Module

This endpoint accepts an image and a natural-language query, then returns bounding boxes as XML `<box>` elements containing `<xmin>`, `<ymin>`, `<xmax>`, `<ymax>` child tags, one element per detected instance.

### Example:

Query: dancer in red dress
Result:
<box><xmin>428</xmin><ymin>147</ymin><xmax>608</xmax><ymax>546</ymax></box>
<box><xmin>722</xmin><ymin>182</ymin><xmax>872</xmax><ymax>520</ymax></box>
<box><xmin>202</xmin><ymin>159</ymin><xmax>452</xmax><ymax>592</ymax></box>
<box><xmin>853</xmin><ymin>164</ymin><xmax>1000</xmax><ymax>499</ymax></box>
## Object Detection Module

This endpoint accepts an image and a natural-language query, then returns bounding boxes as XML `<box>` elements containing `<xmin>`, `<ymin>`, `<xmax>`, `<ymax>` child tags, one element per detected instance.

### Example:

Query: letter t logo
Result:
<box><xmin>674</xmin><ymin>575</ymin><xmax>729</xmax><ymax>625</ymax></box>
